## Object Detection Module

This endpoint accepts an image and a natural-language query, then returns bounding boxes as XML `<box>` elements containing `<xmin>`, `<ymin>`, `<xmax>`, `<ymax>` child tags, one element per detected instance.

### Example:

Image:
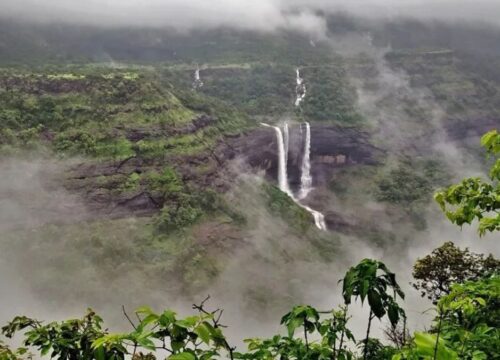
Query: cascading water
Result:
<box><xmin>299</xmin><ymin>203</ymin><xmax>327</xmax><ymax>231</ymax></box>
<box><xmin>283</xmin><ymin>122</ymin><xmax>289</xmax><ymax>164</ymax></box>
<box><xmin>298</xmin><ymin>122</ymin><xmax>313</xmax><ymax>200</ymax></box>
<box><xmin>261</xmin><ymin>122</ymin><xmax>327</xmax><ymax>231</ymax></box>
<box><xmin>294</xmin><ymin>68</ymin><xmax>306</xmax><ymax>107</ymax></box>
<box><xmin>260</xmin><ymin>123</ymin><xmax>292</xmax><ymax>197</ymax></box>
<box><xmin>193</xmin><ymin>65</ymin><xmax>203</xmax><ymax>89</ymax></box>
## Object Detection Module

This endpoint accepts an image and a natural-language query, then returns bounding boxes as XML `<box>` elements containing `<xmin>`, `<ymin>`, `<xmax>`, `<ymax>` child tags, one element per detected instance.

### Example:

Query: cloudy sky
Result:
<box><xmin>1</xmin><ymin>0</ymin><xmax>500</xmax><ymax>31</ymax></box>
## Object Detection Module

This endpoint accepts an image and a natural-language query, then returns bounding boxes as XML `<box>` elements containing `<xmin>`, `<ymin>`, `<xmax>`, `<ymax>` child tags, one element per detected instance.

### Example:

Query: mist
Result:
<box><xmin>0</xmin><ymin>1</ymin><xmax>499</xmax><ymax>356</ymax></box>
<box><xmin>2</xmin><ymin>0</ymin><xmax>500</xmax><ymax>32</ymax></box>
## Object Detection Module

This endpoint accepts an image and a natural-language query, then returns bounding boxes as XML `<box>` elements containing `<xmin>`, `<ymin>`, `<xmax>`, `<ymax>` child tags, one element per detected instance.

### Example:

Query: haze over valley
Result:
<box><xmin>0</xmin><ymin>1</ymin><xmax>499</xmax><ymax>359</ymax></box>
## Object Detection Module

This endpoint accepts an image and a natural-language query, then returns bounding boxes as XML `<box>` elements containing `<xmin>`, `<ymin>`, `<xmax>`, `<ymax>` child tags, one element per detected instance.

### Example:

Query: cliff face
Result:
<box><xmin>61</xmin><ymin>123</ymin><xmax>381</xmax><ymax>219</ymax></box>
<box><xmin>62</xmin><ymin>113</ymin><xmax>494</xmax><ymax>220</ymax></box>
<box><xmin>223</xmin><ymin>124</ymin><xmax>382</xmax><ymax>190</ymax></box>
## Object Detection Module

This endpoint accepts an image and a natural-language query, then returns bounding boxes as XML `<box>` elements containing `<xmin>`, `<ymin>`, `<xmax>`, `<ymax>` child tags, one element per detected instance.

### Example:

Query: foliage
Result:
<box><xmin>1</xmin><ymin>310</ymin><xmax>124</xmax><ymax>360</ymax></box>
<box><xmin>342</xmin><ymin>259</ymin><xmax>405</xmax><ymax>360</ymax></box>
<box><xmin>412</xmin><ymin>242</ymin><xmax>500</xmax><ymax>303</ymax></box>
<box><xmin>95</xmin><ymin>300</ymin><xmax>234</xmax><ymax>360</ymax></box>
<box><xmin>236</xmin><ymin>305</ymin><xmax>356</xmax><ymax>360</ymax></box>
<box><xmin>1</xmin><ymin>259</ymin><xmax>499</xmax><ymax>360</ymax></box>
<box><xmin>434</xmin><ymin>130</ymin><xmax>500</xmax><ymax>236</ymax></box>
<box><xmin>263</xmin><ymin>183</ymin><xmax>313</xmax><ymax>233</ymax></box>
<box><xmin>148</xmin><ymin>167</ymin><xmax>242</xmax><ymax>232</ymax></box>
<box><xmin>0</xmin><ymin>263</ymin><xmax>361</xmax><ymax>360</ymax></box>
<box><xmin>0</xmin><ymin>68</ymin><xmax>248</xmax><ymax>162</ymax></box>
<box><xmin>394</xmin><ymin>277</ymin><xmax>500</xmax><ymax>360</ymax></box>
<box><xmin>393</xmin><ymin>332</ymin><xmax>459</xmax><ymax>360</ymax></box>
<box><xmin>0</xmin><ymin>341</ymin><xmax>29</xmax><ymax>360</ymax></box>
<box><xmin>377</xmin><ymin>159</ymin><xmax>448</xmax><ymax>206</ymax></box>
<box><xmin>436</xmin><ymin>277</ymin><xmax>500</xmax><ymax>359</ymax></box>
<box><xmin>193</xmin><ymin>64</ymin><xmax>296</xmax><ymax>117</ymax></box>
<box><xmin>358</xmin><ymin>338</ymin><xmax>397</xmax><ymax>360</ymax></box>
<box><xmin>156</xmin><ymin>198</ymin><xmax>204</xmax><ymax>232</ymax></box>
<box><xmin>342</xmin><ymin>259</ymin><xmax>405</xmax><ymax>326</ymax></box>
<box><xmin>300</xmin><ymin>65</ymin><xmax>362</xmax><ymax>124</ymax></box>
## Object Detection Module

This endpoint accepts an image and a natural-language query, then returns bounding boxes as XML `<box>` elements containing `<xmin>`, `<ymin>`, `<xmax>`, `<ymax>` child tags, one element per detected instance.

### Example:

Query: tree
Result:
<box><xmin>237</xmin><ymin>305</ymin><xmax>355</xmax><ymax>360</ymax></box>
<box><xmin>94</xmin><ymin>298</ymin><xmax>235</xmax><ymax>360</ymax></box>
<box><xmin>0</xmin><ymin>341</ymin><xmax>29</xmax><ymax>360</ymax></box>
<box><xmin>437</xmin><ymin>276</ymin><xmax>500</xmax><ymax>359</ymax></box>
<box><xmin>412</xmin><ymin>241</ymin><xmax>500</xmax><ymax>303</ymax></box>
<box><xmin>395</xmin><ymin>129</ymin><xmax>500</xmax><ymax>359</ymax></box>
<box><xmin>280</xmin><ymin>305</ymin><xmax>319</xmax><ymax>352</ymax></box>
<box><xmin>341</xmin><ymin>259</ymin><xmax>405</xmax><ymax>360</ymax></box>
<box><xmin>1</xmin><ymin>310</ymin><xmax>125</xmax><ymax>360</ymax></box>
<box><xmin>434</xmin><ymin>129</ymin><xmax>500</xmax><ymax>236</ymax></box>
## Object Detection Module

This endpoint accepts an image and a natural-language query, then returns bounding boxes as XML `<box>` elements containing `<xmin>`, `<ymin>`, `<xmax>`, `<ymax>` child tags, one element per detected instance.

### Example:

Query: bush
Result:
<box><xmin>263</xmin><ymin>183</ymin><xmax>313</xmax><ymax>233</ymax></box>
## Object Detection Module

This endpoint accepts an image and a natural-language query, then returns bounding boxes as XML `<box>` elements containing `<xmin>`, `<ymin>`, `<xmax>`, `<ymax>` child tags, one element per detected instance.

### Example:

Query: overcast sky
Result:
<box><xmin>2</xmin><ymin>0</ymin><xmax>500</xmax><ymax>31</ymax></box>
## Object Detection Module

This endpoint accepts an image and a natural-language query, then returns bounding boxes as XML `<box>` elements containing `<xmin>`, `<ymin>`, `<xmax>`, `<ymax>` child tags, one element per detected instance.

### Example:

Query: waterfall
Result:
<box><xmin>261</xmin><ymin>123</ymin><xmax>327</xmax><ymax>231</ymax></box>
<box><xmin>298</xmin><ymin>122</ymin><xmax>313</xmax><ymax>200</ymax></box>
<box><xmin>283</xmin><ymin>122</ymin><xmax>289</xmax><ymax>164</ymax></box>
<box><xmin>193</xmin><ymin>65</ymin><xmax>203</xmax><ymax>89</ymax></box>
<box><xmin>294</xmin><ymin>68</ymin><xmax>306</xmax><ymax>107</ymax></box>
<box><xmin>300</xmin><ymin>203</ymin><xmax>327</xmax><ymax>231</ymax></box>
<box><xmin>261</xmin><ymin>123</ymin><xmax>292</xmax><ymax>196</ymax></box>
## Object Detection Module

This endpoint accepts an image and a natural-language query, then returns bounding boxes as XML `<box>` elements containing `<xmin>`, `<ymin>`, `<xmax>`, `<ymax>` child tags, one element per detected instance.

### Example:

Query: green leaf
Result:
<box><xmin>387</xmin><ymin>303</ymin><xmax>400</xmax><ymax>327</ymax></box>
<box><xmin>168</xmin><ymin>352</ymin><xmax>196</xmax><ymax>360</ymax></box>
<box><xmin>159</xmin><ymin>310</ymin><xmax>177</xmax><ymax>326</ymax></box>
<box><xmin>413</xmin><ymin>332</ymin><xmax>458</xmax><ymax>360</ymax></box>
<box><xmin>135</xmin><ymin>306</ymin><xmax>155</xmax><ymax>315</ymax></box>
<box><xmin>194</xmin><ymin>322</ymin><xmax>212</xmax><ymax>345</ymax></box>
<box><xmin>287</xmin><ymin>318</ymin><xmax>303</xmax><ymax>338</ymax></box>
<box><xmin>367</xmin><ymin>290</ymin><xmax>385</xmax><ymax>318</ymax></box>
<box><xmin>94</xmin><ymin>346</ymin><xmax>105</xmax><ymax>360</ymax></box>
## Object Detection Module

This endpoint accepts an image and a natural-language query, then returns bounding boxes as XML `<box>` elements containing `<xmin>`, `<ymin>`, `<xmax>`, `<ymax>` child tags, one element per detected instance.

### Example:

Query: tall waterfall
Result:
<box><xmin>294</xmin><ymin>68</ymin><xmax>306</xmax><ymax>107</ymax></box>
<box><xmin>261</xmin><ymin>122</ymin><xmax>327</xmax><ymax>230</ymax></box>
<box><xmin>261</xmin><ymin>123</ymin><xmax>292</xmax><ymax>196</ymax></box>
<box><xmin>298</xmin><ymin>122</ymin><xmax>313</xmax><ymax>200</ymax></box>
<box><xmin>283</xmin><ymin>122</ymin><xmax>289</xmax><ymax>164</ymax></box>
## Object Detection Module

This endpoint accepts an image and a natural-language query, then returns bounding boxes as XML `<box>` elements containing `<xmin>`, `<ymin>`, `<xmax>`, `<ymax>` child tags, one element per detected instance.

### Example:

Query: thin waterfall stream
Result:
<box><xmin>294</xmin><ymin>68</ymin><xmax>306</xmax><ymax>107</ymax></box>
<box><xmin>298</xmin><ymin>122</ymin><xmax>313</xmax><ymax>200</ymax></box>
<box><xmin>193</xmin><ymin>65</ymin><xmax>203</xmax><ymax>89</ymax></box>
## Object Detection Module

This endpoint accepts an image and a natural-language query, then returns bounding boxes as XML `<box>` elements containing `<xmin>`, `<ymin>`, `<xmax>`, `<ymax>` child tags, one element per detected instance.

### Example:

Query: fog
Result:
<box><xmin>0</xmin><ymin>0</ymin><xmax>499</xmax><ymax>354</ymax></box>
<box><xmin>2</xmin><ymin>0</ymin><xmax>500</xmax><ymax>32</ymax></box>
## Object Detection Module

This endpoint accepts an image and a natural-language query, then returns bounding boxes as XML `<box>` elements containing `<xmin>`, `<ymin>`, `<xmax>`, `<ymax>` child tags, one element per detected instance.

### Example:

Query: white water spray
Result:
<box><xmin>300</xmin><ymin>203</ymin><xmax>327</xmax><ymax>231</ymax></box>
<box><xmin>294</xmin><ymin>68</ymin><xmax>306</xmax><ymax>107</ymax></box>
<box><xmin>261</xmin><ymin>122</ymin><xmax>327</xmax><ymax>231</ymax></box>
<box><xmin>298</xmin><ymin>122</ymin><xmax>313</xmax><ymax>200</ymax></box>
<box><xmin>260</xmin><ymin>123</ymin><xmax>292</xmax><ymax>197</ymax></box>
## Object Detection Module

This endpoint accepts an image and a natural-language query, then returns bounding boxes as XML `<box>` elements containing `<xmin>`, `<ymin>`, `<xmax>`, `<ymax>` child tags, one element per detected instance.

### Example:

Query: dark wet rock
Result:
<box><xmin>223</xmin><ymin>124</ymin><xmax>383</xmax><ymax>189</ymax></box>
<box><xmin>63</xmin><ymin>122</ymin><xmax>381</xmax><ymax>220</ymax></box>
<box><xmin>324</xmin><ymin>211</ymin><xmax>357</xmax><ymax>233</ymax></box>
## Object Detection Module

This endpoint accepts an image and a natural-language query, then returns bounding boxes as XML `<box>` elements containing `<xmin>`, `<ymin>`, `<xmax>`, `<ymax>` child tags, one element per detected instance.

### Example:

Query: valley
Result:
<box><xmin>0</xmin><ymin>12</ymin><xmax>499</xmax><ymax>359</ymax></box>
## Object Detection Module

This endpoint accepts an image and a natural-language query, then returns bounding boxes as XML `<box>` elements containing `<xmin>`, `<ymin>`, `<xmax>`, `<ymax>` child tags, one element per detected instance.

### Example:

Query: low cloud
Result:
<box><xmin>2</xmin><ymin>0</ymin><xmax>500</xmax><ymax>33</ymax></box>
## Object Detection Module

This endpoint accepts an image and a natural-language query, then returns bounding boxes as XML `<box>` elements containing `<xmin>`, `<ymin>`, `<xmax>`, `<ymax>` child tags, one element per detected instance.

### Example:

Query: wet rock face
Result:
<box><xmin>224</xmin><ymin>124</ymin><xmax>382</xmax><ymax>189</ymax></box>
